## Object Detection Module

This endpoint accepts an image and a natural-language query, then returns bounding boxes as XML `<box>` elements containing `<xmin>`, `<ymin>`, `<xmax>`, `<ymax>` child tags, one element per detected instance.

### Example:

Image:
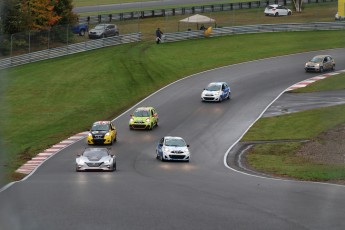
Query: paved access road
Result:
<box><xmin>74</xmin><ymin>0</ymin><xmax>229</xmax><ymax>13</ymax></box>
<box><xmin>1</xmin><ymin>49</ymin><xmax>345</xmax><ymax>230</ymax></box>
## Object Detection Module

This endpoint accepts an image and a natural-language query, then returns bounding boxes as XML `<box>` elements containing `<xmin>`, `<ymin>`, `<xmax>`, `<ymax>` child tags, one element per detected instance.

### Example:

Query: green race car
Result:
<box><xmin>129</xmin><ymin>107</ymin><xmax>159</xmax><ymax>130</ymax></box>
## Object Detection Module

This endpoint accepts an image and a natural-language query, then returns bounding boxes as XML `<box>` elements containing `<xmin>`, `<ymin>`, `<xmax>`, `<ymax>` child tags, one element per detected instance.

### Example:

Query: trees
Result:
<box><xmin>1</xmin><ymin>0</ymin><xmax>26</xmax><ymax>34</ymax></box>
<box><xmin>292</xmin><ymin>0</ymin><xmax>303</xmax><ymax>13</ymax></box>
<box><xmin>53</xmin><ymin>0</ymin><xmax>78</xmax><ymax>25</ymax></box>
<box><xmin>0</xmin><ymin>0</ymin><xmax>77</xmax><ymax>34</ymax></box>
<box><xmin>21</xmin><ymin>0</ymin><xmax>61</xmax><ymax>30</ymax></box>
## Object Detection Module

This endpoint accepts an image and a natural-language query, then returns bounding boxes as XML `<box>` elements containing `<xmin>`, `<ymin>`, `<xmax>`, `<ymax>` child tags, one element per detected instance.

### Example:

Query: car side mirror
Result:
<box><xmin>110</xmin><ymin>154</ymin><xmax>114</xmax><ymax>157</ymax></box>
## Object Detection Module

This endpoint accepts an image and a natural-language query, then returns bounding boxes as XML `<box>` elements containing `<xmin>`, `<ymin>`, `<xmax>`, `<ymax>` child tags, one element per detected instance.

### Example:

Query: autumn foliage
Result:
<box><xmin>21</xmin><ymin>0</ymin><xmax>61</xmax><ymax>30</ymax></box>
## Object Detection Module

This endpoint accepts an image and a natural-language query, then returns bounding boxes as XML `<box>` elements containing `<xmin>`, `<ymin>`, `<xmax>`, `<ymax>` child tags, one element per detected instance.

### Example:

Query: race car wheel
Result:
<box><xmin>79</xmin><ymin>29</ymin><xmax>86</xmax><ymax>36</ymax></box>
<box><xmin>320</xmin><ymin>67</ymin><xmax>324</xmax><ymax>73</ymax></box>
<box><xmin>113</xmin><ymin>162</ymin><xmax>116</xmax><ymax>171</ymax></box>
<box><xmin>227</xmin><ymin>92</ymin><xmax>231</xmax><ymax>100</ymax></box>
<box><xmin>76</xmin><ymin>165</ymin><xmax>80</xmax><ymax>172</ymax></box>
<box><xmin>274</xmin><ymin>12</ymin><xmax>279</xmax><ymax>17</ymax></box>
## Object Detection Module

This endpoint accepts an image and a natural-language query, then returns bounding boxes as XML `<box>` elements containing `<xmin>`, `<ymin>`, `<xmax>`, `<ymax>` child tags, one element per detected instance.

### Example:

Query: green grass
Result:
<box><xmin>293</xmin><ymin>73</ymin><xmax>345</xmax><ymax>93</ymax></box>
<box><xmin>242</xmin><ymin>73</ymin><xmax>345</xmax><ymax>182</ymax></box>
<box><xmin>1</xmin><ymin>30</ymin><xmax>345</xmax><ymax>184</ymax></box>
<box><xmin>246</xmin><ymin>142</ymin><xmax>345</xmax><ymax>181</ymax></box>
<box><xmin>242</xmin><ymin>104</ymin><xmax>345</xmax><ymax>141</ymax></box>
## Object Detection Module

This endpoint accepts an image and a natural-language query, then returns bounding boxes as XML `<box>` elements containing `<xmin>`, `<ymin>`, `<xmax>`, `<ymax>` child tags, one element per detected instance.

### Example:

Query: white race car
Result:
<box><xmin>156</xmin><ymin>136</ymin><xmax>190</xmax><ymax>162</ymax></box>
<box><xmin>201</xmin><ymin>82</ymin><xmax>231</xmax><ymax>102</ymax></box>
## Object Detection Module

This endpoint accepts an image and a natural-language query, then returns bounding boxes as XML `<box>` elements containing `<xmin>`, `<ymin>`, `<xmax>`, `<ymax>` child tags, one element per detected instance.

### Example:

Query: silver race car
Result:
<box><xmin>76</xmin><ymin>148</ymin><xmax>116</xmax><ymax>172</ymax></box>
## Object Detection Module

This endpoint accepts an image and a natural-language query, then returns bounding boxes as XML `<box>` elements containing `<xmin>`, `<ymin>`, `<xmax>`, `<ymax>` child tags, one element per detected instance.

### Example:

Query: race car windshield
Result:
<box><xmin>134</xmin><ymin>110</ymin><xmax>150</xmax><ymax>117</ymax></box>
<box><xmin>311</xmin><ymin>57</ymin><xmax>323</xmax><ymax>62</ymax></box>
<box><xmin>165</xmin><ymin>139</ymin><xmax>186</xmax><ymax>147</ymax></box>
<box><xmin>206</xmin><ymin>84</ymin><xmax>221</xmax><ymax>91</ymax></box>
<box><xmin>83</xmin><ymin>149</ymin><xmax>108</xmax><ymax>157</ymax></box>
<box><xmin>91</xmin><ymin>124</ymin><xmax>109</xmax><ymax>131</ymax></box>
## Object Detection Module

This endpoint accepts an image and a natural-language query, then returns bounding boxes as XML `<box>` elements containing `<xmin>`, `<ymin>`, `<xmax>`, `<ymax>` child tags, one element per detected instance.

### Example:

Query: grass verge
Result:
<box><xmin>246</xmin><ymin>142</ymin><xmax>345</xmax><ymax>181</ymax></box>
<box><xmin>242</xmin><ymin>72</ymin><xmax>345</xmax><ymax>183</ymax></box>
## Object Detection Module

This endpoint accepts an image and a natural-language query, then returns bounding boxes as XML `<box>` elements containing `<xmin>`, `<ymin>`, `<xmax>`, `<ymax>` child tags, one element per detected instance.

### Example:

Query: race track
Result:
<box><xmin>1</xmin><ymin>49</ymin><xmax>345</xmax><ymax>230</ymax></box>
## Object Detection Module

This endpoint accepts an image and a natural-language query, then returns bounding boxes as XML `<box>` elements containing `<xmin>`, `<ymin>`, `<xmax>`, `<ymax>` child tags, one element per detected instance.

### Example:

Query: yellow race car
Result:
<box><xmin>87</xmin><ymin>121</ymin><xmax>117</xmax><ymax>145</ymax></box>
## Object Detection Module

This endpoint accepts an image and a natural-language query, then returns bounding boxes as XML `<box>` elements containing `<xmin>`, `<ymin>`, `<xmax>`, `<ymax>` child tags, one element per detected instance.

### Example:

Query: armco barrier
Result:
<box><xmin>162</xmin><ymin>22</ymin><xmax>345</xmax><ymax>42</ymax></box>
<box><xmin>0</xmin><ymin>33</ymin><xmax>141</xmax><ymax>70</ymax></box>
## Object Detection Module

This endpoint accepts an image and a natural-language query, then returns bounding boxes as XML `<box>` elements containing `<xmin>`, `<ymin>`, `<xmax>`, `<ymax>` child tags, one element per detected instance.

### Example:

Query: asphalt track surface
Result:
<box><xmin>263</xmin><ymin>89</ymin><xmax>345</xmax><ymax>117</ymax></box>
<box><xmin>74</xmin><ymin>0</ymin><xmax>230</xmax><ymax>13</ymax></box>
<box><xmin>1</xmin><ymin>48</ymin><xmax>345</xmax><ymax>230</ymax></box>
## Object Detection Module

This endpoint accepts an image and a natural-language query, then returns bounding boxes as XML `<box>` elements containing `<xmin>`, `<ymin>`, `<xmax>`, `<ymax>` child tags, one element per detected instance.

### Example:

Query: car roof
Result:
<box><xmin>97</xmin><ymin>23</ymin><xmax>113</xmax><ymax>26</ymax></box>
<box><xmin>269</xmin><ymin>4</ymin><xmax>282</xmax><ymax>7</ymax></box>
<box><xmin>313</xmin><ymin>55</ymin><xmax>331</xmax><ymax>58</ymax></box>
<box><xmin>209</xmin><ymin>82</ymin><xmax>228</xmax><ymax>85</ymax></box>
<box><xmin>164</xmin><ymin>136</ymin><xmax>184</xmax><ymax>140</ymax></box>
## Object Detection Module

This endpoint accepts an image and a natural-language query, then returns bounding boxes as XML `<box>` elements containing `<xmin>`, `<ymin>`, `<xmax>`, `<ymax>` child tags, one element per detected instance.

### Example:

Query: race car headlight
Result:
<box><xmin>130</xmin><ymin>118</ymin><xmax>134</xmax><ymax>122</ymax></box>
<box><xmin>163</xmin><ymin>147</ymin><xmax>170</xmax><ymax>153</ymax></box>
<box><xmin>105</xmin><ymin>132</ymin><xmax>110</xmax><ymax>136</ymax></box>
<box><xmin>315</xmin><ymin>63</ymin><xmax>320</xmax><ymax>67</ymax></box>
<box><xmin>145</xmin><ymin>118</ymin><xmax>150</xmax><ymax>123</ymax></box>
<box><xmin>88</xmin><ymin>133</ymin><xmax>92</xmax><ymax>137</ymax></box>
<box><xmin>214</xmin><ymin>92</ymin><xmax>220</xmax><ymax>96</ymax></box>
<box><xmin>104</xmin><ymin>160</ymin><xmax>111</xmax><ymax>165</ymax></box>
<box><xmin>77</xmin><ymin>159</ymin><xmax>84</xmax><ymax>165</ymax></box>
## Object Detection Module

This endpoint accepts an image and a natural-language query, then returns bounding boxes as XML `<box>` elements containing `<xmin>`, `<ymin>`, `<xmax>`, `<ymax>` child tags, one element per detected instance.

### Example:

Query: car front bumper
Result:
<box><xmin>87</xmin><ymin>136</ymin><xmax>112</xmax><ymax>145</ymax></box>
<box><xmin>76</xmin><ymin>162</ymin><xmax>113</xmax><ymax>171</ymax></box>
<box><xmin>201</xmin><ymin>95</ymin><xmax>221</xmax><ymax>101</ymax></box>
<box><xmin>88</xmin><ymin>34</ymin><xmax>102</xmax><ymax>39</ymax></box>
<box><xmin>129</xmin><ymin>122</ymin><xmax>152</xmax><ymax>129</ymax></box>
<box><xmin>162</xmin><ymin>153</ymin><xmax>190</xmax><ymax>161</ymax></box>
<box><xmin>305</xmin><ymin>66</ymin><xmax>321</xmax><ymax>72</ymax></box>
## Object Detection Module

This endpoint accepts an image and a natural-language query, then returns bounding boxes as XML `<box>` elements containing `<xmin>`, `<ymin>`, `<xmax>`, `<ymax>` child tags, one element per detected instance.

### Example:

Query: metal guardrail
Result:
<box><xmin>162</xmin><ymin>22</ymin><xmax>345</xmax><ymax>43</ymax></box>
<box><xmin>0</xmin><ymin>33</ymin><xmax>141</xmax><ymax>70</ymax></box>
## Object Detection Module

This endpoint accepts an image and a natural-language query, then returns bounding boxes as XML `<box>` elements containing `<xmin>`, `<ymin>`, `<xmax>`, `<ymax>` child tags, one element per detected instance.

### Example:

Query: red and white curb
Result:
<box><xmin>16</xmin><ymin>132</ymin><xmax>89</xmax><ymax>174</ymax></box>
<box><xmin>286</xmin><ymin>69</ymin><xmax>345</xmax><ymax>91</ymax></box>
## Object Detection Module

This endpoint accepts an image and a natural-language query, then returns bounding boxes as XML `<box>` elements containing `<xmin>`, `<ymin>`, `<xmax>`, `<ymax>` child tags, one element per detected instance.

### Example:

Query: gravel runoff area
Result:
<box><xmin>231</xmin><ymin>89</ymin><xmax>345</xmax><ymax>185</ymax></box>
